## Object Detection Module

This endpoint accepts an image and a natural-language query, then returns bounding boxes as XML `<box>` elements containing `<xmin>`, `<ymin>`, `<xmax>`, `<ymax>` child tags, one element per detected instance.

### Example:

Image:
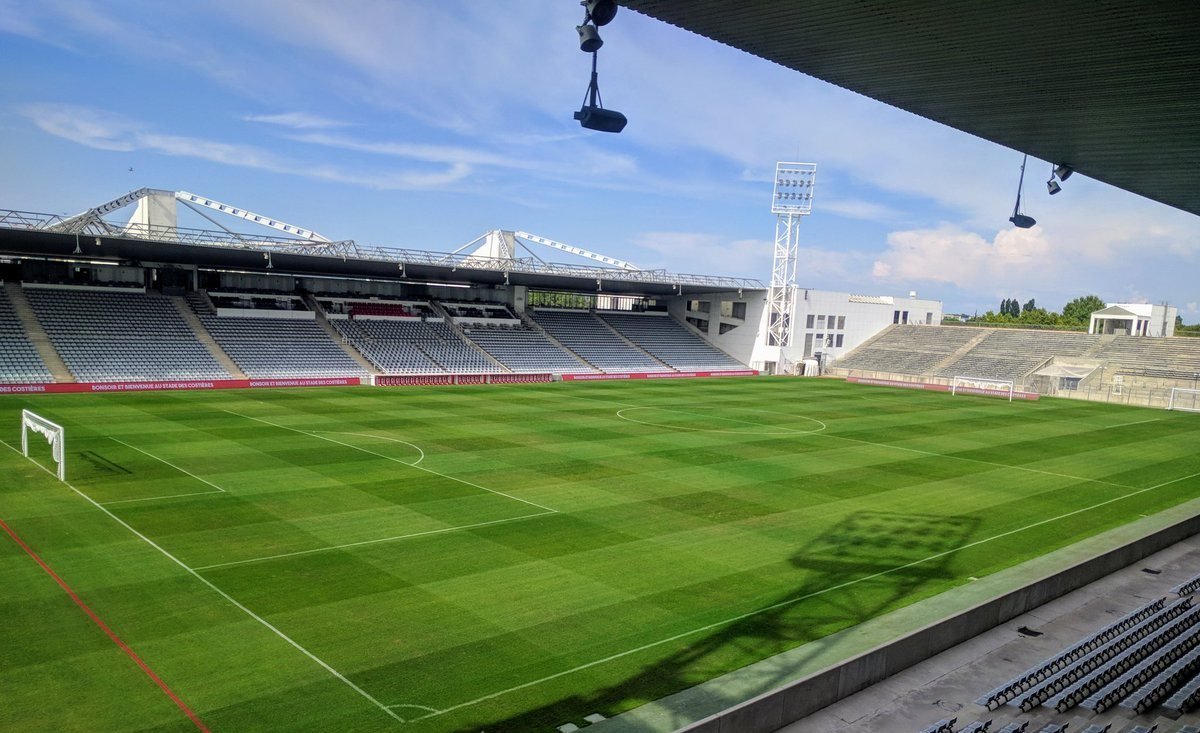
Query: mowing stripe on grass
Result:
<box><xmin>634</xmin><ymin>403</ymin><xmax>1139</xmax><ymax>490</ymax></box>
<box><xmin>0</xmin><ymin>439</ymin><xmax>407</xmax><ymax>726</ymax></box>
<box><xmin>100</xmin><ymin>437</ymin><xmax>227</xmax><ymax>505</ymax></box>
<box><xmin>615</xmin><ymin>406</ymin><xmax>826</xmax><ymax>435</ymax></box>
<box><xmin>193</xmin><ymin>510</ymin><xmax>555</xmax><ymax>570</ymax></box>
<box><xmin>406</xmin><ymin>468</ymin><xmax>1200</xmax><ymax>720</ymax></box>
<box><xmin>223</xmin><ymin>409</ymin><xmax>558</xmax><ymax>513</ymax></box>
<box><xmin>0</xmin><ymin>517</ymin><xmax>212</xmax><ymax>733</ymax></box>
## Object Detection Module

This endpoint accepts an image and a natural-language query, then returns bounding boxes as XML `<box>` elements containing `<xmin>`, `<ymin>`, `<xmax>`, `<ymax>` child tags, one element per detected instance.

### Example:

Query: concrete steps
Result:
<box><xmin>171</xmin><ymin>296</ymin><xmax>246</xmax><ymax>379</ymax></box>
<box><xmin>930</xmin><ymin>328</ymin><xmax>995</xmax><ymax>376</ymax></box>
<box><xmin>519</xmin><ymin>311</ymin><xmax>596</xmax><ymax>372</ymax></box>
<box><xmin>4</xmin><ymin>282</ymin><xmax>73</xmax><ymax>382</ymax></box>
<box><xmin>302</xmin><ymin>295</ymin><xmax>379</xmax><ymax>375</ymax></box>
<box><xmin>428</xmin><ymin>302</ymin><xmax>508</xmax><ymax>372</ymax></box>
<box><xmin>591</xmin><ymin>312</ymin><xmax>675</xmax><ymax>371</ymax></box>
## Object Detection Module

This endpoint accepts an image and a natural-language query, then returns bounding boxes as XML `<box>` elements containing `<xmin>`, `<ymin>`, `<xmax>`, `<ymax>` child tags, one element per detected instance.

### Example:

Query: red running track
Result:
<box><xmin>0</xmin><ymin>517</ymin><xmax>211</xmax><ymax>732</ymax></box>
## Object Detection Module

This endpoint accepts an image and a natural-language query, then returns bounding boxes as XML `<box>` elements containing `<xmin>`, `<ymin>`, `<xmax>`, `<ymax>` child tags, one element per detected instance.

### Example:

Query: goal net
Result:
<box><xmin>951</xmin><ymin>376</ymin><xmax>1015</xmax><ymax>402</ymax></box>
<box><xmin>20</xmin><ymin>409</ymin><xmax>65</xmax><ymax>481</ymax></box>
<box><xmin>1168</xmin><ymin>387</ymin><xmax>1200</xmax><ymax>413</ymax></box>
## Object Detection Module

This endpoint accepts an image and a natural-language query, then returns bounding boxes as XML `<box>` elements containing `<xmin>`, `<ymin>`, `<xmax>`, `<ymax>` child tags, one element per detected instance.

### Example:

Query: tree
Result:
<box><xmin>1178</xmin><ymin>314</ymin><xmax>1185</xmax><ymax>328</ymax></box>
<box><xmin>1022</xmin><ymin>298</ymin><xmax>1036</xmax><ymax>314</ymax></box>
<box><xmin>1061</xmin><ymin>294</ymin><xmax>1106</xmax><ymax>325</ymax></box>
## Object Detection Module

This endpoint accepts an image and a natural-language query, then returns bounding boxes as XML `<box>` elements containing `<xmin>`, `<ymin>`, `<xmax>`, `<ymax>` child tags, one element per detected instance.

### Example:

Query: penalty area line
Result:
<box><xmin>195</xmin><ymin>510</ymin><xmax>555</xmax><ymax>570</ymax></box>
<box><xmin>101</xmin><ymin>437</ymin><xmax>227</xmax><ymax>505</ymax></box>
<box><xmin>408</xmin><ymin>468</ymin><xmax>1200</xmax><ymax>721</ymax></box>
<box><xmin>0</xmin><ymin>438</ymin><xmax>406</xmax><ymax>725</ymax></box>
<box><xmin>223</xmin><ymin>409</ymin><xmax>558</xmax><ymax>513</ymax></box>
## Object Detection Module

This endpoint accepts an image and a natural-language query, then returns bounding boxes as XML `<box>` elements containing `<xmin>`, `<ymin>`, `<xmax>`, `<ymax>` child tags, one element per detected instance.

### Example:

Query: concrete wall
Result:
<box><xmin>678</xmin><ymin>511</ymin><xmax>1200</xmax><ymax>733</ymax></box>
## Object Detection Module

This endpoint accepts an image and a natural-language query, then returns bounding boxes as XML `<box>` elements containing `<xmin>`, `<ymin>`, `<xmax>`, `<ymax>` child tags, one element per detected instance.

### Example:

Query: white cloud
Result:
<box><xmin>21</xmin><ymin>103</ymin><xmax>471</xmax><ymax>191</ymax></box>
<box><xmin>243</xmin><ymin>112</ymin><xmax>349</xmax><ymax>130</ymax></box>
<box><xmin>822</xmin><ymin>198</ymin><xmax>903</xmax><ymax>223</ymax></box>
<box><xmin>871</xmin><ymin>223</ymin><xmax>1052</xmax><ymax>290</ymax></box>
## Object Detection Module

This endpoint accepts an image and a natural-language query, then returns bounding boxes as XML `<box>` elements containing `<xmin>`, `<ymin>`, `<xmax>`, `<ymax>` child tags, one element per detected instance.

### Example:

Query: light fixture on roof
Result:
<box><xmin>1009</xmin><ymin>154</ymin><xmax>1037</xmax><ymax>229</ymax></box>
<box><xmin>573</xmin><ymin>0</ymin><xmax>626</xmax><ymax>133</ymax></box>
<box><xmin>1047</xmin><ymin>162</ymin><xmax>1073</xmax><ymax>195</ymax></box>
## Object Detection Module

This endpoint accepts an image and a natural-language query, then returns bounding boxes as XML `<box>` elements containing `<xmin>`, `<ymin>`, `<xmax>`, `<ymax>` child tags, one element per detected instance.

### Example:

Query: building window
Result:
<box><xmin>893</xmin><ymin>310</ymin><xmax>901</xmax><ymax>324</ymax></box>
<box><xmin>806</xmin><ymin>314</ymin><xmax>815</xmax><ymax>328</ymax></box>
<box><xmin>926</xmin><ymin>312</ymin><xmax>933</xmax><ymax>324</ymax></box>
<box><xmin>816</xmin><ymin>315</ymin><xmax>826</xmax><ymax>328</ymax></box>
<box><xmin>902</xmin><ymin>311</ymin><xmax>909</xmax><ymax>324</ymax></box>
<box><xmin>837</xmin><ymin>316</ymin><xmax>845</xmax><ymax>330</ymax></box>
<box><xmin>804</xmin><ymin>333</ymin><xmax>814</xmax><ymax>356</ymax></box>
<box><xmin>836</xmin><ymin>334</ymin><xmax>844</xmax><ymax>347</ymax></box>
<box><xmin>732</xmin><ymin>302</ymin><xmax>746</xmax><ymax>319</ymax></box>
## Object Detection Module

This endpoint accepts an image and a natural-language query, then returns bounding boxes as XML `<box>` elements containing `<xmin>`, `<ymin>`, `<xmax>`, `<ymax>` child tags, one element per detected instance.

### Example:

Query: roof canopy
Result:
<box><xmin>624</xmin><ymin>1</ymin><xmax>1200</xmax><ymax>216</ymax></box>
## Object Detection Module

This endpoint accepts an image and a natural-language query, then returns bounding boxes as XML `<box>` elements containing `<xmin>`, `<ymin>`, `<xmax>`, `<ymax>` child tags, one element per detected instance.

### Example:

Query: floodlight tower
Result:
<box><xmin>767</xmin><ymin>162</ymin><xmax>817</xmax><ymax>365</ymax></box>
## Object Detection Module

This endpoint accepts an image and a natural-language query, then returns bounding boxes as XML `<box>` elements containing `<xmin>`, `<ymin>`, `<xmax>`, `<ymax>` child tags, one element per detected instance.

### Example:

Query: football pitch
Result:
<box><xmin>2</xmin><ymin>377</ymin><xmax>1199</xmax><ymax>733</ymax></box>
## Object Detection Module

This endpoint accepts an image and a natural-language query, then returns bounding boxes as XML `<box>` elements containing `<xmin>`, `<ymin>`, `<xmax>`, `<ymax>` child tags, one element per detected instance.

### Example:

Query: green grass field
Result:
<box><xmin>2</xmin><ymin>377</ymin><xmax>1199</xmax><ymax>733</ymax></box>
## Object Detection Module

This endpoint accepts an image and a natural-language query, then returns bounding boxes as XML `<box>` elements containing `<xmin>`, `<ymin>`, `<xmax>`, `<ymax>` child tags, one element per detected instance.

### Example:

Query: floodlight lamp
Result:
<box><xmin>575</xmin><ymin>105</ymin><xmax>627</xmax><ymax>133</ymax></box>
<box><xmin>583</xmin><ymin>0</ymin><xmax>618</xmax><ymax>26</ymax></box>
<box><xmin>1010</xmin><ymin>213</ymin><xmax>1037</xmax><ymax>228</ymax></box>
<box><xmin>1047</xmin><ymin>178</ymin><xmax>1062</xmax><ymax>195</ymax></box>
<box><xmin>1054</xmin><ymin>163</ymin><xmax>1073</xmax><ymax>181</ymax></box>
<box><xmin>577</xmin><ymin>23</ymin><xmax>603</xmax><ymax>53</ymax></box>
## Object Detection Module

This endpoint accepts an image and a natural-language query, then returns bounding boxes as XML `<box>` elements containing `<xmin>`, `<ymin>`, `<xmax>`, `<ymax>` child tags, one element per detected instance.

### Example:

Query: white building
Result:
<box><xmin>1088</xmin><ymin>303</ymin><xmax>1176</xmax><ymax>337</ymax></box>
<box><xmin>668</xmin><ymin>287</ymin><xmax>943</xmax><ymax>373</ymax></box>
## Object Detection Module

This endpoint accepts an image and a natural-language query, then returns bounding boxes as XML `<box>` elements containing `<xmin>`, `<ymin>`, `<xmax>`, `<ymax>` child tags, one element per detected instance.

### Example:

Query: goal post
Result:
<box><xmin>951</xmin><ymin>375</ymin><xmax>1015</xmax><ymax>402</ymax></box>
<box><xmin>20</xmin><ymin>409</ymin><xmax>66</xmax><ymax>481</ymax></box>
<box><xmin>1168</xmin><ymin>387</ymin><xmax>1200</xmax><ymax>413</ymax></box>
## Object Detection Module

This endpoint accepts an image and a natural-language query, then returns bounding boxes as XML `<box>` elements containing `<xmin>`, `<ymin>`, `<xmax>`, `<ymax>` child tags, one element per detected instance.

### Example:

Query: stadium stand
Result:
<box><xmin>935</xmin><ymin>330</ymin><xmax>1095</xmax><ymax>382</ymax></box>
<box><xmin>463</xmin><ymin>324</ymin><xmax>593</xmax><ymax>373</ymax></box>
<box><xmin>530</xmin><ymin>309</ymin><xmax>666</xmax><ymax>372</ymax></box>
<box><xmin>834</xmin><ymin>324</ymin><xmax>986</xmax><ymax>376</ymax></box>
<box><xmin>0</xmin><ymin>286</ymin><xmax>54</xmax><ymax>382</ymax></box>
<box><xmin>598</xmin><ymin>312</ymin><xmax>745</xmax><ymax>370</ymax></box>
<box><xmin>190</xmin><ymin>294</ymin><xmax>367</xmax><ymax>378</ymax></box>
<box><xmin>26</xmin><ymin>286</ymin><xmax>231</xmax><ymax>382</ymax></box>
<box><xmin>333</xmin><ymin>318</ymin><xmax>500</xmax><ymax>374</ymax></box>
<box><xmin>1173</xmin><ymin>574</ymin><xmax>1200</xmax><ymax>598</ymax></box>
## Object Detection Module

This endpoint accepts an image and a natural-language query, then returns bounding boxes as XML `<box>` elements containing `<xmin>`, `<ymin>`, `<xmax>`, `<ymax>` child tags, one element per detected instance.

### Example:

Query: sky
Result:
<box><xmin>1</xmin><ymin>0</ymin><xmax>1197</xmax><ymax>320</ymax></box>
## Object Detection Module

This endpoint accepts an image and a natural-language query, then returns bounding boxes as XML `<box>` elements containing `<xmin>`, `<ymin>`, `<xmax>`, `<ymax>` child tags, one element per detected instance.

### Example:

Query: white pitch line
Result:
<box><xmin>0</xmin><ymin>438</ymin><xmax>405</xmax><ymax>725</ymax></box>
<box><xmin>310</xmin><ymin>431</ymin><xmax>425</xmax><ymax>466</ymax></box>
<box><xmin>1105</xmin><ymin>418</ymin><xmax>1162</xmax><ymax>429</ymax></box>
<box><xmin>408</xmin><ymin>468</ymin><xmax>1200</xmax><ymax>721</ymax></box>
<box><xmin>223</xmin><ymin>409</ymin><xmax>558</xmax><ymax>513</ymax></box>
<box><xmin>194</xmin><ymin>510</ymin><xmax>555</xmax><ymax>570</ymax></box>
<box><xmin>101</xmin><ymin>437</ymin><xmax>226</xmax><ymax>504</ymax></box>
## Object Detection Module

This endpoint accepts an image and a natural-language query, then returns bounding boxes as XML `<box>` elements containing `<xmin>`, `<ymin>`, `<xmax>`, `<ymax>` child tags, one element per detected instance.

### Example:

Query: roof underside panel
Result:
<box><xmin>623</xmin><ymin>0</ymin><xmax>1200</xmax><ymax>215</ymax></box>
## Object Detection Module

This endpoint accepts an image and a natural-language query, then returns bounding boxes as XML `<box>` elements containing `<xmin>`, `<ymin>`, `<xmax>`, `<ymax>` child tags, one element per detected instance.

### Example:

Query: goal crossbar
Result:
<box><xmin>20</xmin><ymin>409</ymin><xmax>66</xmax><ymax>481</ymax></box>
<box><xmin>1168</xmin><ymin>387</ymin><xmax>1200</xmax><ymax>413</ymax></box>
<box><xmin>951</xmin><ymin>376</ymin><xmax>1015</xmax><ymax>402</ymax></box>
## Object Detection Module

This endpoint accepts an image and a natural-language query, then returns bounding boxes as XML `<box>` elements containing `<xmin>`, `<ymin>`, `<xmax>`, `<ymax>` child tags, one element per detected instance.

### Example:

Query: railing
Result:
<box><xmin>0</xmin><ymin>208</ymin><xmax>764</xmax><ymax>291</ymax></box>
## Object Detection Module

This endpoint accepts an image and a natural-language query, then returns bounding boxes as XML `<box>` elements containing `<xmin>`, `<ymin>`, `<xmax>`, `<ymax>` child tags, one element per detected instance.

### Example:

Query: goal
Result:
<box><xmin>951</xmin><ymin>376</ymin><xmax>1015</xmax><ymax>402</ymax></box>
<box><xmin>20</xmin><ymin>409</ymin><xmax>65</xmax><ymax>481</ymax></box>
<box><xmin>1168</xmin><ymin>387</ymin><xmax>1200</xmax><ymax>413</ymax></box>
